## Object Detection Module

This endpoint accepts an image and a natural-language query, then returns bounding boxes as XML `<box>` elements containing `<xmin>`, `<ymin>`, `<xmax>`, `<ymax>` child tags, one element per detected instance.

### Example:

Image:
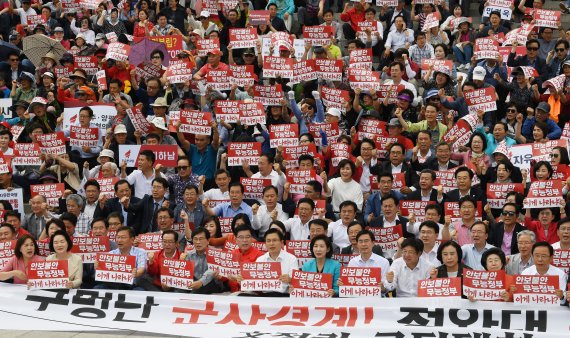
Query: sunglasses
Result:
<box><xmin>527</xmin><ymin>47</ymin><xmax>539</xmax><ymax>51</ymax></box>
<box><xmin>507</xmin><ymin>108</ymin><xmax>517</xmax><ymax>112</ymax></box>
<box><xmin>151</xmin><ymin>55</ymin><xmax>162</xmax><ymax>59</ymax></box>
<box><xmin>550</xmin><ymin>153</ymin><xmax>559</xmax><ymax>158</ymax></box>
<box><xmin>557</xmin><ymin>48</ymin><xmax>567</xmax><ymax>52</ymax></box>
<box><xmin>176</xmin><ymin>165</ymin><xmax>190</xmax><ymax>171</ymax></box>
<box><xmin>501</xmin><ymin>211</ymin><xmax>516</xmax><ymax>216</ymax></box>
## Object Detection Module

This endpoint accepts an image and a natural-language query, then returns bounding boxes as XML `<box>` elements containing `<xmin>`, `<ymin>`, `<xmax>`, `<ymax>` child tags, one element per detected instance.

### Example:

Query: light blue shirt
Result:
<box><xmin>461</xmin><ymin>243</ymin><xmax>495</xmax><ymax>270</ymax></box>
<box><xmin>213</xmin><ymin>201</ymin><xmax>253</xmax><ymax>221</ymax></box>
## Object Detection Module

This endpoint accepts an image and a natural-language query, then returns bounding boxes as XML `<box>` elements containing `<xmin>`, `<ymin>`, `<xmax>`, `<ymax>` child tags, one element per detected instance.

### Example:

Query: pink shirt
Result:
<box><xmin>502</xmin><ymin>230</ymin><xmax>513</xmax><ymax>255</ymax></box>
<box><xmin>1</xmin><ymin>255</ymin><xmax>45</xmax><ymax>284</ymax></box>
<box><xmin>454</xmin><ymin>221</ymin><xmax>474</xmax><ymax>246</ymax></box>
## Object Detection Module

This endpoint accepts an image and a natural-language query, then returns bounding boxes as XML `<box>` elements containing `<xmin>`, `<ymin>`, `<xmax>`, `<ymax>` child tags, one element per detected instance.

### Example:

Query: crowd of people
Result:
<box><xmin>0</xmin><ymin>0</ymin><xmax>568</xmax><ymax>303</ymax></box>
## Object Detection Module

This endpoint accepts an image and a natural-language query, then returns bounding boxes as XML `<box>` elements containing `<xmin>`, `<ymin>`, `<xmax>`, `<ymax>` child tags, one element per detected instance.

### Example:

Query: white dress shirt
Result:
<box><xmin>202</xmin><ymin>188</ymin><xmax>229</xmax><ymax>201</ymax></box>
<box><xmin>283</xmin><ymin>217</ymin><xmax>311</xmax><ymax>240</ymax></box>
<box><xmin>521</xmin><ymin>265</ymin><xmax>568</xmax><ymax>303</ymax></box>
<box><xmin>327</xmin><ymin>219</ymin><xmax>352</xmax><ymax>249</ymax></box>
<box><xmin>256</xmin><ymin>250</ymin><xmax>299</xmax><ymax>293</ymax></box>
<box><xmin>252</xmin><ymin>169</ymin><xmax>287</xmax><ymax>202</ymax></box>
<box><xmin>252</xmin><ymin>204</ymin><xmax>289</xmax><ymax>237</ymax></box>
<box><xmin>126</xmin><ymin>169</ymin><xmax>165</xmax><ymax>199</ymax></box>
<box><xmin>421</xmin><ymin>244</ymin><xmax>441</xmax><ymax>267</ymax></box>
<box><xmin>384</xmin><ymin>257</ymin><xmax>434</xmax><ymax>297</ymax></box>
<box><xmin>348</xmin><ymin>252</ymin><xmax>390</xmax><ymax>283</ymax></box>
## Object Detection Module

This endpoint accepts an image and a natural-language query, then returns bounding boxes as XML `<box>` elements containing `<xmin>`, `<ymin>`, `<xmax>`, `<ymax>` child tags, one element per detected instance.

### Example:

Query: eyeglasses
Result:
<box><xmin>527</xmin><ymin>47</ymin><xmax>539</xmax><ymax>51</ymax></box>
<box><xmin>237</xmin><ymin>235</ymin><xmax>252</xmax><ymax>240</ymax></box>
<box><xmin>501</xmin><ymin>211</ymin><xmax>516</xmax><ymax>216</ymax></box>
<box><xmin>176</xmin><ymin>165</ymin><xmax>190</xmax><ymax>171</ymax></box>
<box><xmin>151</xmin><ymin>55</ymin><xmax>162</xmax><ymax>59</ymax></box>
<box><xmin>556</xmin><ymin>48</ymin><xmax>566</xmax><ymax>52</ymax></box>
<box><xmin>549</xmin><ymin>153</ymin><xmax>559</xmax><ymax>158</ymax></box>
<box><xmin>507</xmin><ymin>108</ymin><xmax>517</xmax><ymax>112</ymax></box>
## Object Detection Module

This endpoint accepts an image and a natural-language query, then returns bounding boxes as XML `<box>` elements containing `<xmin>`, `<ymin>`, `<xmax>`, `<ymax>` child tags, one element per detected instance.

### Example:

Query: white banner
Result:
<box><xmin>0</xmin><ymin>284</ymin><xmax>567</xmax><ymax>337</ymax></box>
<box><xmin>63</xmin><ymin>103</ymin><xmax>117</xmax><ymax>136</ymax></box>
<box><xmin>0</xmin><ymin>188</ymin><xmax>24</xmax><ymax>216</ymax></box>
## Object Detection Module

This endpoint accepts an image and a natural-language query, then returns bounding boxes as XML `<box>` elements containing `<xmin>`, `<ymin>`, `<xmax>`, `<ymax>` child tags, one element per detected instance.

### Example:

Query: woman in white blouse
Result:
<box><xmin>321</xmin><ymin>159</ymin><xmax>364</xmax><ymax>213</ymax></box>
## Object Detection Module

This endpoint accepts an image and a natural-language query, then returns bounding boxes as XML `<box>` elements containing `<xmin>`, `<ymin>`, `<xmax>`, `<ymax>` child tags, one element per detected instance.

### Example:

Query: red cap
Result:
<box><xmin>207</xmin><ymin>50</ymin><xmax>222</xmax><ymax>56</ymax></box>
<box><xmin>279</xmin><ymin>45</ymin><xmax>289</xmax><ymax>51</ymax></box>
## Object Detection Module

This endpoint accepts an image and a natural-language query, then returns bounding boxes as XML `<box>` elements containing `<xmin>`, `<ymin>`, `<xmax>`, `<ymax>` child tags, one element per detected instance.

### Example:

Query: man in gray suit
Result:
<box><xmin>505</xmin><ymin>230</ymin><xmax>535</xmax><ymax>275</ymax></box>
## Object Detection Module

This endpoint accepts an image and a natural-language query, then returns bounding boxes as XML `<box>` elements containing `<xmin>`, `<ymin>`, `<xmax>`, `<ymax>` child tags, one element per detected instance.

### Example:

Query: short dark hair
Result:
<box><xmin>184</xmin><ymin>185</ymin><xmax>199</xmax><ymax>194</ymax></box>
<box><xmin>117</xmin><ymin>226</ymin><xmax>135</xmax><ymax>238</ymax></box>
<box><xmin>49</xmin><ymin>230</ymin><xmax>73</xmax><ymax>252</ymax></box>
<box><xmin>401</xmin><ymin>238</ymin><xmax>424</xmax><ymax>254</ymax></box>
<box><xmin>309</xmin><ymin>219</ymin><xmax>328</xmax><ymax>231</ymax></box>
<box><xmin>310</xmin><ymin>234</ymin><xmax>333</xmax><ymax>259</ymax></box>
<box><xmin>192</xmin><ymin>227</ymin><xmax>210</xmax><ymax>240</ymax></box>
<box><xmin>425</xmin><ymin>203</ymin><xmax>442</xmax><ymax>215</ymax></box>
<box><xmin>420</xmin><ymin>169</ymin><xmax>436</xmax><ymax>181</ymax></box>
<box><xmin>419</xmin><ymin>221</ymin><xmax>439</xmax><ymax>234</ymax></box>
<box><xmin>90</xmin><ymin>217</ymin><xmax>108</xmax><ymax>229</ymax></box>
<box><xmin>306</xmin><ymin>180</ymin><xmax>322</xmax><ymax>194</ymax></box>
<box><xmin>336</xmin><ymin>159</ymin><xmax>355</xmax><ymax>176</ymax></box>
<box><xmin>558</xmin><ymin>217</ymin><xmax>570</xmax><ymax>231</ymax></box>
<box><xmin>15</xmin><ymin>234</ymin><xmax>38</xmax><ymax>259</ymax></box>
<box><xmin>162</xmin><ymin>229</ymin><xmax>179</xmax><ymax>242</ymax></box>
<box><xmin>264</xmin><ymin>227</ymin><xmax>284</xmax><ymax>241</ymax></box>
<box><xmin>107</xmin><ymin>212</ymin><xmax>124</xmax><ymax>224</ymax></box>
<box><xmin>388</xmin><ymin>142</ymin><xmax>405</xmax><ymax>155</ymax></box>
<box><xmin>60</xmin><ymin>212</ymin><xmax>77</xmax><ymax>227</ymax></box>
<box><xmin>532</xmin><ymin>160</ymin><xmax>553</xmax><ymax>180</ymax></box>
<box><xmin>526</xmin><ymin>38</ymin><xmax>540</xmax><ymax>48</ymax></box>
<box><xmin>234</xmin><ymin>224</ymin><xmax>254</xmax><ymax>237</ymax></box>
<box><xmin>356</xmin><ymin>229</ymin><xmax>375</xmax><ymax>243</ymax></box>
<box><xmin>152</xmin><ymin>177</ymin><xmax>169</xmax><ymax>189</ymax></box>
<box><xmin>4</xmin><ymin>210</ymin><xmax>20</xmax><ymax>221</ymax></box>
<box><xmin>454</xmin><ymin>166</ymin><xmax>474</xmax><ymax>179</ymax></box>
<box><xmin>201</xmin><ymin>216</ymin><xmax>222</xmax><ymax>238</ymax></box>
<box><xmin>381</xmin><ymin>195</ymin><xmax>398</xmax><ymax>206</ymax></box>
<box><xmin>436</xmin><ymin>241</ymin><xmax>462</xmax><ymax>264</ymax></box>
<box><xmin>0</xmin><ymin>223</ymin><xmax>16</xmax><ymax>234</ymax></box>
<box><xmin>263</xmin><ymin>185</ymin><xmax>278</xmax><ymax>196</ymax></box>
<box><xmin>389</xmin><ymin>61</ymin><xmax>404</xmax><ymax>71</ymax></box>
<box><xmin>339</xmin><ymin>200</ymin><xmax>358</xmax><ymax>212</ymax></box>
<box><xmin>298</xmin><ymin>197</ymin><xmax>315</xmax><ymax>210</ymax></box>
<box><xmin>481</xmin><ymin>247</ymin><xmax>506</xmax><ymax>270</ymax></box>
<box><xmin>229</xmin><ymin>182</ymin><xmax>245</xmax><ymax>194</ymax></box>
<box><xmin>84</xmin><ymin>180</ymin><xmax>100</xmax><ymax>191</ymax></box>
<box><xmin>139</xmin><ymin>149</ymin><xmax>155</xmax><ymax>164</ymax></box>
<box><xmin>532</xmin><ymin>241</ymin><xmax>554</xmax><ymax>256</ymax></box>
<box><xmin>114</xmin><ymin>179</ymin><xmax>131</xmax><ymax>192</ymax></box>
<box><xmin>502</xmin><ymin>202</ymin><xmax>519</xmax><ymax>214</ymax></box>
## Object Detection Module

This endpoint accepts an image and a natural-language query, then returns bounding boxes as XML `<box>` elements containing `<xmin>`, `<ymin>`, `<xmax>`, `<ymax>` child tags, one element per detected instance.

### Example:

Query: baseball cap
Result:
<box><xmin>326</xmin><ymin>108</ymin><xmax>341</xmax><ymax>118</ymax></box>
<box><xmin>536</xmin><ymin>102</ymin><xmax>550</xmax><ymax>114</ymax></box>
<box><xmin>54</xmin><ymin>26</ymin><xmax>64</xmax><ymax>33</ymax></box>
<box><xmin>114</xmin><ymin>124</ymin><xmax>127</xmax><ymax>134</ymax></box>
<box><xmin>207</xmin><ymin>50</ymin><xmax>222</xmax><ymax>56</ymax></box>
<box><xmin>388</xmin><ymin>118</ymin><xmax>402</xmax><ymax>127</ymax></box>
<box><xmin>472</xmin><ymin>66</ymin><xmax>487</xmax><ymax>81</ymax></box>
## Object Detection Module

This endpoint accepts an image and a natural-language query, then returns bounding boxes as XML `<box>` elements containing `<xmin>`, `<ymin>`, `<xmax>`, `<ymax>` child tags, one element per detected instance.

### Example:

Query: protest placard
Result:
<box><xmin>240</xmin><ymin>262</ymin><xmax>282</xmax><ymax>292</ymax></box>
<box><xmin>165</xmin><ymin>61</ymin><xmax>193</xmax><ymax>84</ymax></box>
<box><xmin>69</xmin><ymin>126</ymin><xmax>99</xmax><ymax>148</ymax></box>
<box><xmin>27</xmin><ymin>14</ymin><xmax>47</xmax><ymax>30</ymax></box>
<box><xmin>269</xmin><ymin>124</ymin><xmax>299</xmax><ymax>148</ymax></box>
<box><xmin>418</xmin><ymin>277</ymin><xmax>462</xmax><ymax>298</ymax></box>
<box><xmin>106</xmin><ymin>42</ymin><xmax>131</xmax><ymax>62</ymax></box>
<box><xmin>206</xmin><ymin>248</ymin><xmax>241</xmax><ymax>278</ymax></box>
<box><xmin>533</xmin><ymin>9</ymin><xmax>561</xmax><ymax>29</ymax></box>
<box><xmin>463</xmin><ymin>269</ymin><xmax>506</xmax><ymax>300</ymax></box>
<box><xmin>330</xmin><ymin>143</ymin><xmax>350</xmax><ymax>167</ymax></box>
<box><xmin>207</xmin><ymin>70</ymin><xmax>232</xmax><ymax>91</ymax></box>
<box><xmin>227</xmin><ymin>142</ymin><xmax>262</xmax><ymax>166</ymax></box>
<box><xmin>135</xmin><ymin>63</ymin><xmax>164</xmax><ymax>82</ymax></box>
<box><xmin>399</xmin><ymin>201</ymin><xmax>436</xmax><ymax>223</ymax></box>
<box><xmin>482</xmin><ymin>0</ymin><xmax>514</xmax><ymax>20</ymax></box>
<box><xmin>474</xmin><ymin>38</ymin><xmax>499</xmax><ymax>59</ymax></box>
<box><xmin>61</xmin><ymin>0</ymin><xmax>80</xmax><ymax>13</ymax></box>
<box><xmin>240</xmin><ymin>177</ymin><xmax>272</xmax><ymax>200</ymax></box>
<box><xmin>464</xmin><ymin>87</ymin><xmax>497</xmax><ymax>114</ymax></box>
<box><xmin>339</xmin><ymin>267</ymin><xmax>382</xmax><ymax>297</ymax></box>
<box><xmin>27</xmin><ymin>260</ymin><xmax>69</xmax><ymax>290</ymax></box>
<box><xmin>119</xmin><ymin>144</ymin><xmax>178</xmax><ymax>168</ymax></box>
<box><xmin>95</xmin><ymin>253</ymin><xmax>136</xmax><ymax>284</ymax></box>
<box><xmin>249</xmin><ymin>10</ymin><xmax>270</xmax><ymax>25</ymax></box>
<box><xmin>36</xmin><ymin>132</ymin><xmax>66</xmax><ymax>155</ymax></box>
<box><xmin>126</xmin><ymin>106</ymin><xmax>152</xmax><ymax>135</ymax></box>
<box><xmin>308</xmin><ymin>122</ymin><xmax>341</xmax><ymax>146</ymax></box>
<box><xmin>523</xmin><ymin>181</ymin><xmax>563</xmax><ymax>209</ymax></box>
<box><xmin>263</xmin><ymin>56</ymin><xmax>295</xmax><ymax>78</ymax></box>
<box><xmin>253</xmin><ymin>84</ymin><xmax>284</xmax><ymax>106</ymax></box>
<box><xmin>486</xmin><ymin>183</ymin><xmax>525</xmax><ymax>209</ymax></box>
<box><xmin>320</xmin><ymin>86</ymin><xmax>350</xmax><ymax>112</ymax></box>
<box><xmin>377</xmin><ymin>84</ymin><xmax>404</xmax><ymax>104</ymax></box>
<box><xmin>229</xmin><ymin>65</ymin><xmax>257</xmax><ymax>87</ymax></box>
<box><xmin>160</xmin><ymin>259</ymin><xmax>194</xmax><ymax>289</ymax></box>
<box><xmin>0</xmin><ymin>240</ymin><xmax>15</xmax><ymax>270</ymax></box>
<box><xmin>368</xmin><ymin>225</ymin><xmax>403</xmax><ymax>252</ymax></box>
<box><xmin>357</xmin><ymin>118</ymin><xmax>386</xmax><ymax>140</ymax></box>
<box><xmin>71</xmin><ymin>236</ymin><xmax>110</xmax><ymax>263</ymax></box>
<box><xmin>286</xmin><ymin>240</ymin><xmax>312</xmax><ymax>267</ymax></box>
<box><xmin>282</xmin><ymin>144</ymin><xmax>318</xmax><ymax>169</ymax></box>
<box><xmin>74</xmin><ymin>56</ymin><xmax>98</xmax><ymax>76</ymax></box>
<box><xmin>147</xmin><ymin>35</ymin><xmax>183</xmax><ymax>60</ymax></box>
<box><xmin>286</xmin><ymin>169</ymin><xmax>317</xmax><ymax>194</ymax></box>
<box><xmin>138</xmin><ymin>233</ymin><xmax>163</xmax><ymax>252</ymax></box>
<box><xmin>444</xmin><ymin>201</ymin><xmax>483</xmax><ymax>223</ymax></box>
<box><xmin>178</xmin><ymin>111</ymin><xmax>212</xmax><ymax>136</ymax></box>
<box><xmin>30</xmin><ymin>183</ymin><xmax>64</xmax><ymax>208</ymax></box>
<box><xmin>422</xmin><ymin>13</ymin><xmax>441</xmax><ymax>31</ymax></box>
<box><xmin>348</xmin><ymin>68</ymin><xmax>381</xmax><ymax>91</ymax></box>
<box><xmin>315</xmin><ymin>59</ymin><xmax>343</xmax><ymax>81</ymax></box>
<box><xmin>349</xmin><ymin>49</ymin><xmax>373</xmax><ymax>69</ymax></box>
<box><xmin>214</xmin><ymin>100</ymin><xmax>240</xmax><ymax>123</ymax></box>
<box><xmin>512</xmin><ymin>275</ymin><xmax>560</xmax><ymax>305</ymax></box>
<box><xmin>229</xmin><ymin>27</ymin><xmax>258</xmax><ymax>49</ymax></box>
<box><xmin>239</xmin><ymin>101</ymin><xmax>266</xmax><ymax>125</ymax></box>
<box><xmin>290</xmin><ymin>270</ymin><xmax>333</xmax><ymax>298</ymax></box>
<box><xmin>302</xmin><ymin>25</ymin><xmax>334</xmax><ymax>46</ymax></box>
<box><xmin>196</xmin><ymin>38</ymin><xmax>221</xmax><ymax>57</ymax></box>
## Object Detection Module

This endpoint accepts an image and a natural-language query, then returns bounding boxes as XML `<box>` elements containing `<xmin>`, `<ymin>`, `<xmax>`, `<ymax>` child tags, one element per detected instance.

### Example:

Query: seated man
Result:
<box><xmin>0</xmin><ymin>223</ymin><xmax>17</xmax><ymax>241</ymax></box>
<box><xmin>183</xmin><ymin>228</ymin><xmax>223</xmax><ymax>294</ymax></box>
<box><xmin>143</xmin><ymin>230</ymin><xmax>183</xmax><ymax>292</ymax></box>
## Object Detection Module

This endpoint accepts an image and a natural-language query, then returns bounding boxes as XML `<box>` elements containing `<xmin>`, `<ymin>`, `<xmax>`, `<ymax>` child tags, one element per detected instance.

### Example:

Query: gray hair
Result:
<box><xmin>517</xmin><ymin>230</ymin><xmax>536</xmax><ymax>243</ymax></box>
<box><xmin>102</xmin><ymin>161</ymin><xmax>118</xmax><ymax>172</ymax></box>
<box><xmin>66</xmin><ymin>194</ymin><xmax>84</xmax><ymax>207</ymax></box>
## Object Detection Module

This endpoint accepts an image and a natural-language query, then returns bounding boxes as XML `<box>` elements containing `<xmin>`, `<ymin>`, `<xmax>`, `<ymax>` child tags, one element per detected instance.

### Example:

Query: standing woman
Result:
<box><xmin>133</xmin><ymin>9</ymin><xmax>154</xmax><ymax>38</ymax></box>
<box><xmin>46</xmin><ymin>230</ymin><xmax>83</xmax><ymax>289</ymax></box>
<box><xmin>0</xmin><ymin>234</ymin><xmax>45</xmax><ymax>284</ymax></box>
<box><xmin>300</xmin><ymin>234</ymin><xmax>341</xmax><ymax>296</ymax></box>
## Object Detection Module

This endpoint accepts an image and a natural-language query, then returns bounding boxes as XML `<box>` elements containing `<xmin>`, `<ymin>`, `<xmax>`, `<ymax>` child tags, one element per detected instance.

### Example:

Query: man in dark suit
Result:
<box><xmin>488</xmin><ymin>203</ymin><xmax>525</xmax><ymax>255</ymax></box>
<box><xmin>506</xmin><ymin>39</ymin><xmax>548</xmax><ymax>87</ymax></box>
<box><xmin>0</xmin><ymin>50</ymin><xmax>35</xmax><ymax>82</ymax></box>
<box><xmin>373</xmin><ymin>143</ymin><xmax>418</xmax><ymax>195</ymax></box>
<box><xmin>405</xmin><ymin>169</ymin><xmax>444</xmax><ymax>203</ymax></box>
<box><xmin>369</xmin><ymin>195</ymin><xmax>413</xmax><ymax>237</ymax></box>
<box><xmin>121</xmin><ymin>177</ymin><xmax>170</xmax><ymax>235</ymax></box>
<box><xmin>445</xmin><ymin>167</ymin><xmax>485</xmax><ymax>204</ymax></box>
<box><xmin>379</xmin><ymin>0</ymin><xmax>412</xmax><ymax>36</ymax></box>
<box><xmin>411</xmin><ymin>142</ymin><xmax>458</xmax><ymax>172</ymax></box>
<box><xmin>95</xmin><ymin>179</ymin><xmax>140</xmax><ymax>230</ymax></box>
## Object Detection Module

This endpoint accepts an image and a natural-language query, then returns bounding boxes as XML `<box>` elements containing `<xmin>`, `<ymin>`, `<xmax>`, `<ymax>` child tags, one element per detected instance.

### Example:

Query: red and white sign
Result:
<box><xmin>368</xmin><ymin>224</ymin><xmax>403</xmax><ymax>251</ymax></box>
<box><xmin>71</xmin><ymin>236</ymin><xmax>110</xmax><ymax>263</ymax></box>
<box><xmin>36</xmin><ymin>132</ymin><xmax>66</xmax><ymax>155</ymax></box>
<box><xmin>464</xmin><ymin>87</ymin><xmax>497</xmax><ymax>114</ymax></box>
<box><xmin>308</xmin><ymin>122</ymin><xmax>341</xmax><ymax>146</ymax></box>
<box><xmin>30</xmin><ymin>183</ymin><xmax>64</xmax><ymax>208</ymax></box>
<box><xmin>418</xmin><ymin>277</ymin><xmax>462</xmax><ymax>298</ymax></box>
<box><xmin>531</xmin><ymin>139</ymin><xmax>568</xmax><ymax>162</ymax></box>
<box><xmin>253</xmin><ymin>84</ymin><xmax>284</xmax><ymax>106</ymax></box>
<box><xmin>206</xmin><ymin>248</ymin><xmax>241</xmax><ymax>278</ymax></box>
<box><xmin>240</xmin><ymin>101</ymin><xmax>266</xmax><ymax>125</ymax></box>
<box><xmin>486</xmin><ymin>183</ymin><xmax>525</xmax><ymax>209</ymax></box>
<box><xmin>282</xmin><ymin>144</ymin><xmax>318</xmax><ymax>169</ymax></box>
<box><xmin>178</xmin><ymin>111</ymin><xmax>212</xmax><ymax>136</ymax></box>
<box><xmin>135</xmin><ymin>62</ymin><xmax>164</xmax><ymax>82</ymax></box>
<box><xmin>543</xmin><ymin>74</ymin><xmax>565</xmax><ymax>91</ymax></box>
<box><xmin>70</xmin><ymin>126</ymin><xmax>99</xmax><ymax>148</ymax></box>
<box><xmin>474</xmin><ymin>38</ymin><xmax>499</xmax><ymax>59</ymax></box>
<box><xmin>331</xmin><ymin>253</ymin><xmax>358</xmax><ymax>266</ymax></box>
<box><xmin>348</xmin><ymin>68</ymin><xmax>380</xmax><ymax>91</ymax></box>
<box><xmin>463</xmin><ymin>269</ymin><xmax>506</xmax><ymax>301</ymax></box>
<box><xmin>227</xmin><ymin>142</ymin><xmax>262</xmax><ymax>166</ymax></box>
<box><xmin>97</xmin><ymin>177</ymin><xmax>119</xmax><ymax>199</ymax></box>
<box><xmin>339</xmin><ymin>267</ymin><xmax>382</xmax><ymax>298</ymax></box>
<box><xmin>358</xmin><ymin>118</ymin><xmax>386</xmax><ymax>140</ymax></box>
<box><xmin>443</xmin><ymin>119</ymin><xmax>473</xmax><ymax>153</ymax></box>
<box><xmin>207</xmin><ymin>70</ymin><xmax>232</xmax><ymax>91</ymax></box>
<box><xmin>0</xmin><ymin>240</ymin><xmax>15</xmax><ymax>270</ymax></box>
<box><xmin>533</xmin><ymin>9</ymin><xmax>561</xmax><ymax>29</ymax></box>
<box><xmin>330</xmin><ymin>143</ymin><xmax>350</xmax><ymax>167</ymax></box>
<box><xmin>138</xmin><ymin>233</ymin><xmax>163</xmax><ymax>252</ymax></box>
<box><xmin>286</xmin><ymin>240</ymin><xmax>312</xmax><ymax>267</ymax></box>
<box><xmin>229</xmin><ymin>27</ymin><xmax>258</xmax><ymax>49</ymax></box>
<box><xmin>372</xmin><ymin>135</ymin><xmax>399</xmax><ymax>159</ymax></box>
<box><xmin>106</xmin><ymin>42</ymin><xmax>131</xmax><ymax>62</ymax></box>
<box><xmin>483</xmin><ymin>0</ymin><xmax>514</xmax><ymax>20</ymax></box>
<box><xmin>160</xmin><ymin>259</ymin><xmax>194</xmax><ymax>289</ymax></box>
<box><xmin>562</xmin><ymin>122</ymin><xmax>570</xmax><ymax>139</ymax></box>
<box><xmin>214</xmin><ymin>100</ymin><xmax>240</xmax><ymax>124</ymax></box>
<box><xmin>240</xmin><ymin>262</ymin><xmax>282</xmax><ymax>292</ymax></box>
<box><xmin>27</xmin><ymin>14</ymin><xmax>47</xmax><ymax>30</ymax></box>
<box><xmin>0</xmin><ymin>155</ymin><xmax>9</xmax><ymax>174</ymax></box>
<box><xmin>399</xmin><ymin>201</ymin><xmax>436</xmax><ymax>223</ymax></box>
<box><xmin>27</xmin><ymin>260</ymin><xmax>69</xmax><ymax>290</ymax></box>
<box><xmin>229</xmin><ymin>65</ymin><xmax>257</xmax><ymax>87</ymax></box>
<box><xmin>303</xmin><ymin>26</ymin><xmax>334</xmax><ymax>46</ymax></box>
<box><xmin>320</xmin><ymin>86</ymin><xmax>350</xmax><ymax>112</ymax></box>
<box><xmin>271</xmin><ymin>31</ymin><xmax>294</xmax><ymax>51</ymax></box>
<box><xmin>74</xmin><ymin>56</ymin><xmax>98</xmax><ymax>76</ymax></box>
<box><xmin>444</xmin><ymin>201</ymin><xmax>483</xmax><ymax>223</ymax></box>
<box><xmin>196</xmin><ymin>38</ymin><xmax>221</xmax><ymax>57</ymax></box>
<box><xmin>263</xmin><ymin>57</ymin><xmax>295</xmax><ymax>78</ymax></box>
<box><xmin>290</xmin><ymin>270</ymin><xmax>333</xmax><ymax>298</ymax></box>
<box><xmin>523</xmin><ymin>181</ymin><xmax>563</xmax><ymax>209</ymax></box>
<box><xmin>126</xmin><ymin>106</ymin><xmax>152</xmax><ymax>135</ymax></box>
<box><xmin>119</xmin><ymin>144</ymin><xmax>178</xmax><ymax>168</ymax></box>
<box><xmin>286</xmin><ymin>169</ymin><xmax>317</xmax><ymax>194</ymax></box>
<box><xmin>269</xmin><ymin>124</ymin><xmax>299</xmax><ymax>148</ymax></box>
<box><xmin>165</xmin><ymin>61</ymin><xmax>193</xmax><ymax>84</ymax></box>
<box><xmin>240</xmin><ymin>177</ymin><xmax>272</xmax><ymax>200</ymax></box>
<box><xmin>61</xmin><ymin>0</ymin><xmax>80</xmax><ymax>13</ymax></box>
<box><xmin>512</xmin><ymin>275</ymin><xmax>560</xmax><ymax>305</ymax></box>
<box><xmin>421</xmin><ymin>59</ymin><xmax>454</xmax><ymax>73</ymax></box>
<box><xmin>315</xmin><ymin>59</ymin><xmax>343</xmax><ymax>82</ymax></box>
<box><xmin>96</xmin><ymin>70</ymin><xmax>107</xmax><ymax>90</ymax></box>
<box><xmin>377</xmin><ymin>84</ymin><xmax>404</xmax><ymax>104</ymax></box>
<box><xmin>422</xmin><ymin>13</ymin><xmax>441</xmax><ymax>31</ymax></box>
<box><xmin>95</xmin><ymin>253</ymin><xmax>136</xmax><ymax>284</ymax></box>
<box><xmin>349</xmin><ymin>49</ymin><xmax>373</xmax><ymax>69</ymax></box>
<box><xmin>249</xmin><ymin>10</ymin><xmax>270</xmax><ymax>25</ymax></box>
<box><xmin>552</xmin><ymin>250</ymin><xmax>570</xmax><ymax>274</ymax></box>
<box><xmin>54</xmin><ymin>65</ymin><xmax>74</xmax><ymax>78</ymax></box>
